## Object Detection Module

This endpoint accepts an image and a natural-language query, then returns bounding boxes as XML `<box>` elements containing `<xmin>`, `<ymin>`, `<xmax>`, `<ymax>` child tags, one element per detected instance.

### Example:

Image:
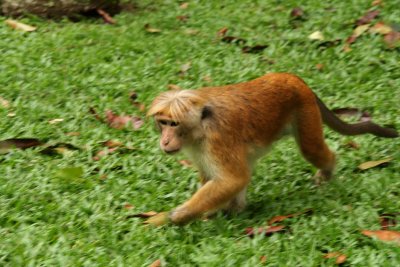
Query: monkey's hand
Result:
<box><xmin>144</xmin><ymin>212</ymin><xmax>170</xmax><ymax>226</ymax></box>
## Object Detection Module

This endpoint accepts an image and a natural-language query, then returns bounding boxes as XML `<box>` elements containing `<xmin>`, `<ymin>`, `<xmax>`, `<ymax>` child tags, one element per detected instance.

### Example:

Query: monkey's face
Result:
<box><xmin>155</xmin><ymin>115</ymin><xmax>184</xmax><ymax>154</ymax></box>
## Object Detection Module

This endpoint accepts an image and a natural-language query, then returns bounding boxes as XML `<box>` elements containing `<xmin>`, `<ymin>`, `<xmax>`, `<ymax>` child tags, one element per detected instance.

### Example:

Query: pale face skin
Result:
<box><xmin>155</xmin><ymin>115</ymin><xmax>182</xmax><ymax>154</ymax></box>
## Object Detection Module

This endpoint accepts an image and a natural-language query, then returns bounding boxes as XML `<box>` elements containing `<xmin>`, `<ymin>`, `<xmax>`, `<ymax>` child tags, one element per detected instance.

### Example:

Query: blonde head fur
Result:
<box><xmin>147</xmin><ymin>90</ymin><xmax>206</xmax><ymax>122</ymax></box>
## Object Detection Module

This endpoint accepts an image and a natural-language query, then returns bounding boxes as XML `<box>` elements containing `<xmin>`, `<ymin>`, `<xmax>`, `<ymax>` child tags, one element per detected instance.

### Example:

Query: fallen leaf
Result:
<box><xmin>356</xmin><ymin>10</ymin><xmax>380</xmax><ymax>26</ymax></box>
<box><xmin>221</xmin><ymin>36</ymin><xmax>247</xmax><ymax>45</ymax></box>
<box><xmin>105</xmin><ymin>110</ymin><xmax>144</xmax><ymax>130</ymax></box>
<box><xmin>167</xmin><ymin>84</ymin><xmax>182</xmax><ymax>90</ymax></box>
<box><xmin>202</xmin><ymin>76</ymin><xmax>213</xmax><ymax>83</ymax></box>
<box><xmin>144</xmin><ymin>24</ymin><xmax>162</xmax><ymax>33</ymax></box>
<box><xmin>96</xmin><ymin>8</ymin><xmax>116</xmax><ymax>24</ymax></box>
<box><xmin>123</xmin><ymin>203</ymin><xmax>134</xmax><ymax>210</ymax></box>
<box><xmin>128</xmin><ymin>211</ymin><xmax>158</xmax><ymax>218</ymax></box>
<box><xmin>129</xmin><ymin>91</ymin><xmax>138</xmax><ymax>101</ymax></box>
<box><xmin>362</xmin><ymin>230</ymin><xmax>400</xmax><ymax>245</ymax></box>
<box><xmin>0</xmin><ymin>96</ymin><xmax>10</xmax><ymax>108</ymax></box>
<box><xmin>5</xmin><ymin>19</ymin><xmax>36</xmax><ymax>32</ymax></box>
<box><xmin>179</xmin><ymin>2</ymin><xmax>189</xmax><ymax>9</ymax></box>
<box><xmin>102</xmin><ymin>140</ymin><xmax>123</xmax><ymax>148</ymax></box>
<box><xmin>179</xmin><ymin>159</ymin><xmax>192</xmax><ymax>167</ymax></box>
<box><xmin>0</xmin><ymin>138</ymin><xmax>43</xmax><ymax>154</ymax></box>
<box><xmin>48</xmin><ymin>118</ymin><xmax>64</xmax><ymax>124</ymax></box>
<box><xmin>93</xmin><ymin>147</ymin><xmax>119</xmax><ymax>160</ymax></box>
<box><xmin>358</xmin><ymin>158</ymin><xmax>393</xmax><ymax>170</ymax></box>
<box><xmin>384</xmin><ymin>30</ymin><xmax>400</xmax><ymax>48</ymax></box>
<box><xmin>290</xmin><ymin>7</ymin><xmax>304</xmax><ymax>19</ymax></box>
<box><xmin>380</xmin><ymin>213</ymin><xmax>398</xmax><ymax>230</ymax></box>
<box><xmin>40</xmin><ymin>143</ymin><xmax>80</xmax><ymax>156</ymax></box>
<box><xmin>317</xmin><ymin>39</ymin><xmax>341</xmax><ymax>49</ymax></box>
<box><xmin>260</xmin><ymin>255</ymin><xmax>267</xmax><ymax>264</ymax></box>
<box><xmin>309</xmin><ymin>31</ymin><xmax>325</xmax><ymax>41</ymax></box>
<box><xmin>316</xmin><ymin>63</ymin><xmax>324</xmax><ymax>71</ymax></box>
<box><xmin>245</xmin><ymin>225</ymin><xmax>286</xmax><ymax>237</ymax></box>
<box><xmin>369</xmin><ymin>22</ymin><xmax>393</xmax><ymax>35</ymax></box>
<box><xmin>65</xmin><ymin>132</ymin><xmax>80</xmax><ymax>136</ymax></box>
<box><xmin>149</xmin><ymin>259</ymin><xmax>162</xmax><ymax>267</ymax></box>
<box><xmin>344</xmin><ymin>140</ymin><xmax>360</xmax><ymax>149</ymax></box>
<box><xmin>7</xmin><ymin>112</ymin><xmax>16</xmax><ymax>117</ymax></box>
<box><xmin>323</xmin><ymin>252</ymin><xmax>347</xmax><ymax>265</ymax></box>
<box><xmin>176</xmin><ymin>15</ymin><xmax>189</xmax><ymax>22</ymax></box>
<box><xmin>372</xmin><ymin>0</ymin><xmax>382</xmax><ymax>6</ymax></box>
<box><xmin>242</xmin><ymin>45</ymin><xmax>268</xmax><ymax>53</ymax></box>
<box><xmin>268</xmin><ymin>209</ymin><xmax>312</xmax><ymax>225</ymax></box>
<box><xmin>217</xmin><ymin>27</ymin><xmax>228</xmax><ymax>37</ymax></box>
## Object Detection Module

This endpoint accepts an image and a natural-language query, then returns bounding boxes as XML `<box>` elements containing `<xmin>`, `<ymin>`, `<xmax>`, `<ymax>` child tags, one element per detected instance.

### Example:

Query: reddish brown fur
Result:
<box><xmin>148</xmin><ymin>72</ymin><xmax>390</xmax><ymax>225</ymax></box>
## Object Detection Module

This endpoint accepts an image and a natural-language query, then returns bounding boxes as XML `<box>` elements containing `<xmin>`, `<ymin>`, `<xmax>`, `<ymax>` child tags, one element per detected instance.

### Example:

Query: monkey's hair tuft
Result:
<box><xmin>147</xmin><ymin>90</ymin><xmax>206</xmax><ymax>122</ymax></box>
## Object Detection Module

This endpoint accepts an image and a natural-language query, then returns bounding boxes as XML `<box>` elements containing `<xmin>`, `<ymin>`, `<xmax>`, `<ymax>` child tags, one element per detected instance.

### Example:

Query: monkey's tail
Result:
<box><xmin>316</xmin><ymin>96</ymin><xmax>399</xmax><ymax>138</ymax></box>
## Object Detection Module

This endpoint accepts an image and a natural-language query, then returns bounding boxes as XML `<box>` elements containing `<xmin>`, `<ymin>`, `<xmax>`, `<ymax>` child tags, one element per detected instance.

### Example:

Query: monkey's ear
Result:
<box><xmin>201</xmin><ymin>105</ymin><xmax>213</xmax><ymax>120</ymax></box>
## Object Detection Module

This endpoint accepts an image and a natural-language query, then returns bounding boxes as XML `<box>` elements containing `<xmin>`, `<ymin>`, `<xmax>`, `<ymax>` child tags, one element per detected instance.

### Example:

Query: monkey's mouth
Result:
<box><xmin>164</xmin><ymin>149</ymin><xmax>180</xmax><ymax>154</ymax></box>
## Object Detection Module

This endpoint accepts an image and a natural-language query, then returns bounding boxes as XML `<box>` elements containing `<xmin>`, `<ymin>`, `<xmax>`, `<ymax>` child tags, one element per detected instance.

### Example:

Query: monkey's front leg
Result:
<box><xmin>170</xmin><ymin>175</ymin><xmax>250</xmax><ymax>225</ymax></box>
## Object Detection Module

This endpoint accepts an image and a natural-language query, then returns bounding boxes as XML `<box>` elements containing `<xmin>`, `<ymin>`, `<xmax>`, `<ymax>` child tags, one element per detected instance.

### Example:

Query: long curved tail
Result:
<box><xmin>316</xmin><ymin>96</ymin><xmax>398</xmax><ymax>138</ymax></box>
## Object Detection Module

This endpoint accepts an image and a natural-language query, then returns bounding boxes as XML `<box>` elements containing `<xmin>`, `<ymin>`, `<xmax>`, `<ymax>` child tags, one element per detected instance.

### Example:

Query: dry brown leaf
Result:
<box><xmin>380</xmin><ymin>213</ymin><xmax>398</xmax><ymax>230</ymax></box>
<box><xmin>93</xmin><ymin>147</ymin><xmax>119</xmax><ymax>160</ymax></box>
<box><xmin>96</xmin><ymin>9</ymin><xmax>116</xmax><ymax>24</ymax></box>
<box><xmin>356</xmin><ymin>10</ymin><xmax>380</xmax><ymax>26</ymax></box>
<box><xmin>123</xmin><ymin>203</ymin><xmax>134</xmax><ymax>210</ymax></box>
<box><xmin>0</xmin><ymin>96</ymin><xmax>10</xmax><ymax>108</ymax></box>
<box><xmin>5</xmin><ymin>19</ymin><xmax>36</xmax><ymax>32</ymax></box>
<box><xmin>384</xmin><ymin>31</ymin><xmax>400</xmax><ymax>48</ymax></box>
<box><xmin>316</xmin><ymin>63</ymin><xmax>324</xmax><ymax>71</ymax></box>
<box><xmin>184</xmin><ymin>29</ymin><xmax>199</xmax><ymax>35</ymax></box>
<box><xmin>323</xmin><ymin>252</ymin><xmax>347</xmax><ymax>264</ymax></box>
<box><xmin>260</xmin><ymin>255</ymin><xmax>267</xmax><ymax>264</ymax></box>
<box><xmin>144</xmin><ymin>24</ymin><xmax>161</xmax><ymax>33</ymax></box>
<box><xmin>167</xmin><ymin>84</ymin><xmax>182</xmax><ymax>90</ymax></box>
<box><xmin>0</xmin><ymin>138</ymin><xmax>42</xmax><ymax>153</ymax></box>
<box><xmin>362</xmin><ymin>230</ymin><xmax>400</xmax><ymax>244</ymax></box>
<box><xmin>290</xmin><ymin>7</ymin><xmax>304</xmax><ymax>19</ymax></box>
<box><xmin>372</xmin><ymin>0</ymin><xmax>382</xmax><ymax>6</ymax></box>
<box><xmin>149</xmin><ymin>259</ymin><xmax>162</xmax><ymax>267</ymax></box>
<box><xmin>105</xmin><ymin>110</ymin><xmax>144</xmax><ymax>130</ymax></box>
<box><xmin>176</xmin><ymin>15</ymin><xmax>189</xmax><ymax>22</ymax></box>
<box><xmin>102</xmin><ymin>140</ymin><xmax>123</xmax><ymax>148</ymax></box>
<box><xmin>217</xmin><ymin>27</ymin><xmax>228</xmax><ymax>37</ymax></box>
<box><xmin>268</xmin><ymin>209</ymin><xmax>312</xmax><ymax>225</ymax></box>
<box><xmin>179</xmin><ymin>2</ymin><xmax>189</xmax><ymax>9</ymax></box>
<box><xmin>202</xmin><ymin>76</ymin><xmax>213</xmax><ymax>83</ymax></box>
<box><xmin>242</xmin><ymin>45</ymin><xmax>268</xmax><ymax>54</ymax></box>
<box><xmin>344</xmin><ymin>140</ymin><xmax>360</xmax><ymax>149</ymax></box>
<box><xmin>358</xmin><ymin>158</ymin><xmax>393</xmax><ymax>170</ymax></box>
<box><xmin>245</xmin><ymin>225</ymin><xmax>285</xmax><ymax>237</ymax></box>
<box><xmin>369</xmin><ymin>22</ymin><xmax>393</xmax><ymax>35</ymax></box>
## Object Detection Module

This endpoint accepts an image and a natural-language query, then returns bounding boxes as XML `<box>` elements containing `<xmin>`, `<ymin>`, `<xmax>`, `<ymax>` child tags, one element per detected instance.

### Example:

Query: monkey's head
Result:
<box><xmin>148</xmin><ymin>90</ymin><xmax>210</xmax><ymax>154</ymax></box>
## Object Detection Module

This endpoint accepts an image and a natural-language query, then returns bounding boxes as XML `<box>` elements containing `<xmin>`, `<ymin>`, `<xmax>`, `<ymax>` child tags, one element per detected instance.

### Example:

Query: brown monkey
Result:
<box><xmin>146</xmin><ymin>73</ymin><xmax>398</xmax><ymax>225</ymax></box>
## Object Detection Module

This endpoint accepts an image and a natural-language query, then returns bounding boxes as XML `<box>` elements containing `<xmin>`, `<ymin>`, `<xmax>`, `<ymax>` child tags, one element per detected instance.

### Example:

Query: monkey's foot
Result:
<box><xmin>313</xmin><ymin>169</ymin><xmax>333</xmax><ymax>186</ymax></box>
<box><xmin>144</xmin><ymin>212</ymin><xmax>170</xmax><ymax>226</ymax></box>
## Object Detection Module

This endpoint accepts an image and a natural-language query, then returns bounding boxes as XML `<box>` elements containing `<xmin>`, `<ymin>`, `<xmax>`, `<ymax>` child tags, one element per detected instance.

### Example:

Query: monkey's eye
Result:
<box><xmin>170</xmin><ymin>121</ymin><xmax>179</xmax><ymax>127</ymax></box>
<box><xmin>159</xmin><ymin>120</ymin><xmax>168</xmax><ymax>126</ymax></box>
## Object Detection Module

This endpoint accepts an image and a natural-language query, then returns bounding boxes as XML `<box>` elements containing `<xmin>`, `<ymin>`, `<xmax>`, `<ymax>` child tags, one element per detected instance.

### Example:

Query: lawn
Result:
<box><xmin>0</xmin><ymin>0</ymin><xmax>399</xmax><ymax>266</ymax></box>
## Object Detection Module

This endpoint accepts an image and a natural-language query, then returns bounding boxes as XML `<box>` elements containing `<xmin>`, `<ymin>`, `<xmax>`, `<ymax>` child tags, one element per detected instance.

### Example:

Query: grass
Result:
<box><xmin>0</xmin><ymin>0</ymin><xmax>399</xmax><ymax>266</ymax></box>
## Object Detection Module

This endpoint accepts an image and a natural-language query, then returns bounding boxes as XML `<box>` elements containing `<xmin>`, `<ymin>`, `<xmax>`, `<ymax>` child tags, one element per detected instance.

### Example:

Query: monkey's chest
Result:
<box><xmin>182</xmin><ymin>145</ymin><xmax>219</xmax><ymax>180</ymax></box>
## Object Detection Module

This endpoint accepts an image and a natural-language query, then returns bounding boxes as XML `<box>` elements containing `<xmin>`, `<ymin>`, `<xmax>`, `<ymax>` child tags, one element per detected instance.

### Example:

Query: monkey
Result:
<box><xmin>146</xmin><ymin>72</ymin><xmax>398</xmax><ymax>226</ymax></box>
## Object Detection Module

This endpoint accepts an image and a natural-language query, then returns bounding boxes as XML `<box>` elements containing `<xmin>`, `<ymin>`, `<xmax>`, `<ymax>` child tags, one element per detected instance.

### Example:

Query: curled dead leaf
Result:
<box><xmin>245</xmin><ymin>225</ymin><xmax>286</xmax><ymax>237</ymax></box>
<box><xmin>323</xmin><ymin>252</ymin><xmax>347</xmax><ymax>265</ymax></box>
<box><xmin>179</xmin><ymin>2</ymin><xmax>189</xmax><ymax>9</ymax></box>
<box><xmin>149</xmin><ymin>259</ymin><xmax>162</xmax><ymax>267</ymax></box>
<box><xmin>369</xmin><ymin>22</ymin><xmax>393</xmax><ymax>35</ymax></box>
<box><xmin>358</xmin><ymin>158</ymin><xmax>393</xmax><ymax>170</ymax></box>
<box><xmin>144</xmin><ymin>24</ymin><xmax>161</xmax><ymax>33</ymax></box>
<box><xmin>97</xmin><ymin>9</ymin><xmax>116</xmax><ymax>24</ymax></box>
<box><xmin>356</xmin><ymin>10</ymin><xmax>380</xmax><ymax>26</ymax></box>
<box><xmin>290</xmin><ymin>7</ymin><xmax>304</xmax><ymax>19</ymax></box>
<box><xmin>217</xmin><ymin>27</ymin><xmax>228</xmax><ymax>37</ymax></box>
<box><xmin>384</xmin><ymin>30</ymin><xmax>400</xmax><ymax>48</ymax></box>
<box><xmin>5</xmin><ymin>19</ymin><xmax>36</xmax><ymax>32</ymax></box>
<box><xmin>105</xmin><ymin>110</ymin><xmax>144</xmax><ymax>130</ymax></box>
<box><xmin>268</xmin><ymin>209</ymin><xmax>312</xmax><ymax>225</ymax></box>
<box><xmin>362</xmin><ymin>230</ymin><xmax>400</xmax><ymax>245</ymax></box>
<box><xmin>123</xmin><ymin>203</ymin><xmax>134</xmax><ymax>210</ymax></box>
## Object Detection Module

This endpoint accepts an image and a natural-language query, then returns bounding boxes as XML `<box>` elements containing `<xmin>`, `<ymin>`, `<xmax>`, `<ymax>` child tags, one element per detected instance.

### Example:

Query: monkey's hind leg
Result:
<box><xmin>294</xmin><ymin>100</ymin><xmax>336</xmax><ymax>185</ymax></box>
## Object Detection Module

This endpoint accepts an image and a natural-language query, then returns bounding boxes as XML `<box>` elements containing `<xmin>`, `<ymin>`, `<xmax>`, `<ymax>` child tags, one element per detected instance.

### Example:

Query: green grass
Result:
<box><xmin>1</xmin><ymin>0</ymin><xmax>399</xmax><ymax>266</ymax></box>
